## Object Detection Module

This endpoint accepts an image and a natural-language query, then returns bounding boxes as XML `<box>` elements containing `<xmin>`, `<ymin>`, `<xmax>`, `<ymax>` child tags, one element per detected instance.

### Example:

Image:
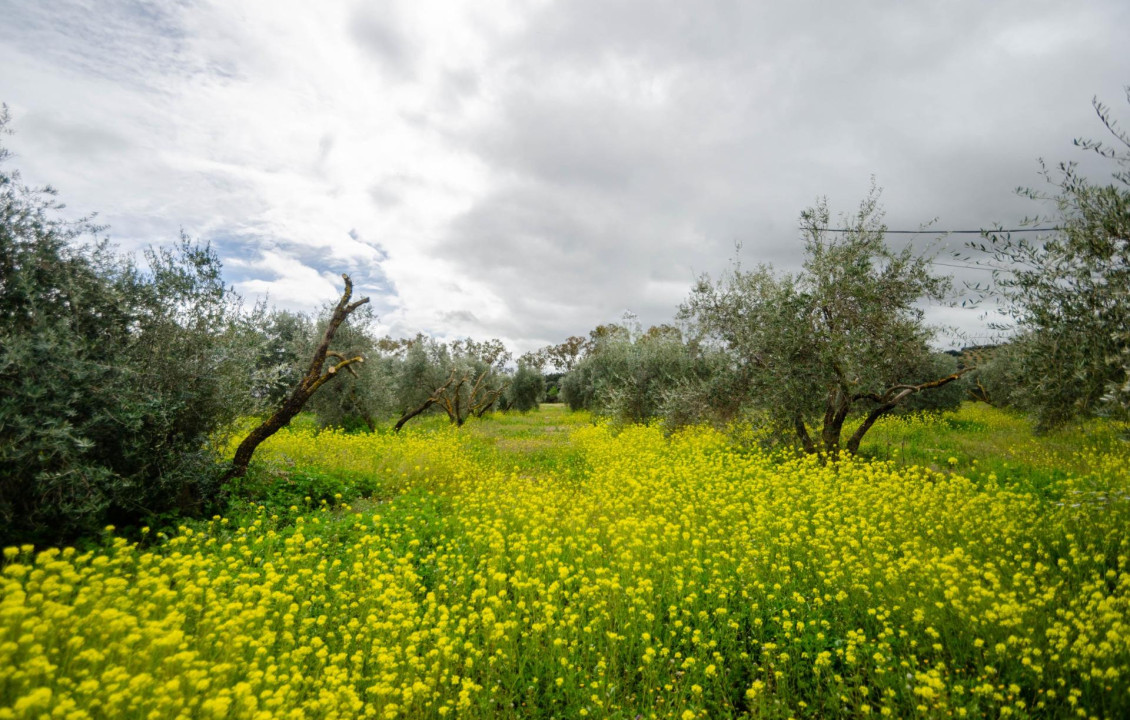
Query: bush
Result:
<box><xmin>504</xmin><ymin>363</ymin><xmax>545</xmax><ymax>412</ymax></box>
<box><xmin>0</xmin><ymin>110</ymin><xmax>254</xmax><ymax>545</ymax></box>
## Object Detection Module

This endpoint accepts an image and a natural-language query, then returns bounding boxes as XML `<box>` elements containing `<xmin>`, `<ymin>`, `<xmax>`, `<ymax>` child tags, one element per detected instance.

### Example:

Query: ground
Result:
<box><xmin>2</xmin><ymin>404</ymin><xmax>1128</xmax><ymax>719</ymax></box>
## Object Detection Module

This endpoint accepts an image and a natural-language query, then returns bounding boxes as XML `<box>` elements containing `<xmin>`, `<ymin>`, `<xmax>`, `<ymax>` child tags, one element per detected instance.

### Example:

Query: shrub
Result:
<box><xmin>504</xmin><ymin>363</ymin><xmax>545</xmax><ymax>412</ymax></box>
<box><xmin>0</xmin><ymin>109</ymin><xmax>254</xmax><ymax>545</ymax></box>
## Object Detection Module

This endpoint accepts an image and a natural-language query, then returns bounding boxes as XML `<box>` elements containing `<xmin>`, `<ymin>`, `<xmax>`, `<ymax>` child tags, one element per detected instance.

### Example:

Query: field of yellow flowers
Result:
<box><xmin>2</xmin><ymin>405</ymin><xmax>1128</xmax><ymax>719</ymax></box>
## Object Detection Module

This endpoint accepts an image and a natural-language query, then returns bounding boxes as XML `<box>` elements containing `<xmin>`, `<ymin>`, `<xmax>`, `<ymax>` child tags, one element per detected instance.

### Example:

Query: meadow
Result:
<box><xmin>2</xmin><ymin>405</ymin><xmax>1128</xmax><ymax>719</ymax></box>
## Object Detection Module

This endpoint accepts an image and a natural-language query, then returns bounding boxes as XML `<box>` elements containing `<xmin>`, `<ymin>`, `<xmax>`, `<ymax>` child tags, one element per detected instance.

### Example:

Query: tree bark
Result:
<box><xmin>794</xmin><ymin>415</ymin><xmax>817</xmax><ymax>454</ymax></box>
<box><xmin>222</xmin><ymin>275</ymin><xmax>368</xmax><ymax>482</ymax></box>
<box><xmin>844</xmin><ymin>401</ymin><xmax>899</xmax><ymax>456</ymax></box>
<box><xmin>394</xmin><ymin>399</ymin><xmax>436</xmax><ymax>433</ymax></box>
<box><xmin>473</xmin><ymin>385</ymin><xmax>507</xmax><ymax>418</ymax></box>
<box><xmin>470</xmin><ymin>377</ymin><xmax>508</xmax><ymax>418</ymax></box>
<box><xmin>453</xmin><ymin>377</ymin><xmax>464</xmax><ymax>426</ymax></box>
<box><xmin>820</xmin><ymin>387</ymin><xmax>851</xmax><ymax>459</ymax></box>
<box><xmin>439</xmin><ymin>374</ymin><xmax>467</xmax><ymax>425</ymax></box>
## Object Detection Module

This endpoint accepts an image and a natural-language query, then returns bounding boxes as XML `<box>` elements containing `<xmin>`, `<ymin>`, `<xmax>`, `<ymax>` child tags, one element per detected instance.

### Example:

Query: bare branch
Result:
<box><xmin>308</xmin><ymin>355</ymin><xmax>365</xmax><ymax>393</ymax></box>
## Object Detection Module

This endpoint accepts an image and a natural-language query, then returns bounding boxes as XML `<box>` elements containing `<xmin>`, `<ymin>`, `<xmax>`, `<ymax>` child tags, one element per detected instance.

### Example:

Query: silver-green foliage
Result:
<box><xmin>504</xmin><ymin>362</ymin><xmax>546</xmax><ymax>413</ymax></box>
<box><xmin>0</xmin><ymin>108</ymin><xmax>256</xmax><ymax>544</ymax></box>
<box><xmin>980</xmin><ymin>91</ymin><xmax>1130</xmax><ymax>428</ymax></box>
<box><xmin>966</xmin><ymin>343</ymin><xmax>1026</xmax><ymax>410</ymax></box>
<box><xmin>307</xmin><ymin>332</ymin><xmax>515</xmax><ymax>431</ymax></box>
<box><xmin>680</xmin><ymin>185</ymin><xmax>956</xmax><ymax>455</ymax></box>
<box><xmin>560</xmin><ymin>322</ymin><xmax>732</xmax><ymax>428</ymax></box>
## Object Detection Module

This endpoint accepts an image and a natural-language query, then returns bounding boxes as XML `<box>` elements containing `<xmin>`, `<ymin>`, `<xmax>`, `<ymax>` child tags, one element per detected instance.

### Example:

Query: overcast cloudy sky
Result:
<box><xmin>2</xmin><ymin>0</ymin><xmax>1127</xmax><ymax>351</ymax></box>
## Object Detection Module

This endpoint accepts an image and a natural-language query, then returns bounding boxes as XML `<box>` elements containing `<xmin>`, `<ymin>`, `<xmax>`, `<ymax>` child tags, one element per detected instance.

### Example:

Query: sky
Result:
<box><xmin>1</xmin><ymin>0</ymin><xmax>1128</xmax><ymax>353</ymax></box>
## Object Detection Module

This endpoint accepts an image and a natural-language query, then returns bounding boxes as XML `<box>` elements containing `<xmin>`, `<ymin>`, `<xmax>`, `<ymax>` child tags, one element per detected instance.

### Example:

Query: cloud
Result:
<box><xmin>434</xmin><ymin>0</ymin><xmax>1130</xmax><ymax>346</ymax></box>
<box><xmin>439</xmin><ymin>310</ymin><xmax>481</xmax><ymax>326</ymax></box>
<box><xmin>0</xmin><ymin>0</ymin><xmax>196</xmax><ymax>88</ymax></box>
<box><xmin>226</xmin><ymin>250</ymin><xmax>346</xmax><ymax>310</ymax></box>
<box><xmin>2</xmin><ymin>0</ymin><xmax>1128</xmax><ymax>354</ymax></box>
<box><xmin>349</xmin><ymin>4</ymin><xmax>417</xmax><ymax>80</ymax></box>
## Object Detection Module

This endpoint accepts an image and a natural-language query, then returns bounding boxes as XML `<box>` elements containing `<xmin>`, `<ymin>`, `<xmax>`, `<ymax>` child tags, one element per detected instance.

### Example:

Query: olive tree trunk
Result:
<box><xmin>393</xmin><ymin>371</ymin><xmax>458</xmax><ymax>433</ymax></box>
<box><xmin>222</xmin><ymin>275</ymin><xmax>369</xmax><ymax>482</ymax></box>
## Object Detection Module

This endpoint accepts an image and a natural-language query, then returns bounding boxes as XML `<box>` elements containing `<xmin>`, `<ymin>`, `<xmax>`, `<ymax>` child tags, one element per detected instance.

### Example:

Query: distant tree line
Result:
<box><xmin>281</xmin><ymin>328</ymin><xmax>545</xmax><ymax>433</ymax></box>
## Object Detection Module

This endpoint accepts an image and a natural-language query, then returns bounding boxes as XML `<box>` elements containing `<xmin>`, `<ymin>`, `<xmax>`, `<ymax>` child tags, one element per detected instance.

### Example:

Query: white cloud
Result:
<box><xmin>2</xmin><ymin>0</ymin><xmax>1128</xmax><ymax>353</ymax></box>
<box><xmin>227</xmin><ymin>250</ymin><xmax>345</xmax><ymax>310</ymax></box>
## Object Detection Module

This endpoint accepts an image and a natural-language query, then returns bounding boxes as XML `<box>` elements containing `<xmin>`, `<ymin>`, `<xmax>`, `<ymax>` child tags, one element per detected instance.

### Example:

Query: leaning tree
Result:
<box><xmin>392</xmin><ymin>337</ymin><xmax>511</xmax><ymax>431</ymax></box>
<box><xmin>223</xmin><ymin>275</ymin><xmax>369</xmax><ymax>480</ymax></box>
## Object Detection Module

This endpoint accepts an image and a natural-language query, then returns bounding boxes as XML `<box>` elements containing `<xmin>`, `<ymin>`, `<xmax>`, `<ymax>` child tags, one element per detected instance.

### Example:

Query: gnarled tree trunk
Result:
<box><xmin>222</xmin><ymin>275</ymin><xmax>369</xmax><ymax>482</ymax></box>
<box><xmin>794</xmin><ymin>414</ymin><xmax>817</xmax><ymax>454</ymax></box>
<box><xmin>820</xmin><ymin>387</ymin><xmax>852</xmax><ymax>460</ymax></box>
<box><xmin>794</xmin><ymin>367</ymin><xmax>974</xmax><ymax>459</ymax></box>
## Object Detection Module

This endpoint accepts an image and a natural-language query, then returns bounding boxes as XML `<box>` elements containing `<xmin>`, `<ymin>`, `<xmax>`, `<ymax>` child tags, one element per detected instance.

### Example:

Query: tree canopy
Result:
<box><xmin>0</xmin><ymin>108</ymin><xmax>258</xmax><ymax>544</ymax></box>
<box><xmin>680</xmin><ymin>184</ymin><xmax>966</xmax><ymax>455</ymax></box>
<box><xmin>977</xmin><ymin>90</ymin><xmax>1130</xmax><ymax>428</ymax></box>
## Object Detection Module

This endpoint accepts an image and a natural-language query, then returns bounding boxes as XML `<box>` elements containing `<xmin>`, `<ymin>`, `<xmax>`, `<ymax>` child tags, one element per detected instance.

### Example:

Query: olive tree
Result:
<box><xmin>680</xmin><ymin>185</ymin><xmax>968</xmax><ymax>457</ymax></box>
<box><xmin>435</xmin><ymin>338</ymin><xmax>511</xmax><ymax>425</ymax></box>
<box><xmin>896</xmin><ymin>352</ymin><xmax>967</xmax><ymax>414</ymax></box>
<box><xmin>965</xmin><ymin>343</ymin><xmax>1026</xmax><ymax>409</ymax></box>
<box><xmin>392</xmin><ymin>336</ymin><xmax>512</xmax><ymax>431</ymax></box>
<box><xmin>977</xmin><ymin>90</ymin><xmax>1130</xmax><ymax>428</ymax></box>
<box><xmin>224</xmin><ymin>276</ymin><xmax>369</xmax><ymax>480</ymax></box>
<box><xmin>248</xmin><ymin>308</ymin><xmax>313</xmax><ymax>408</ymax></box>
<box><xmin>502</xmin><ymin>352</ymin><xmax>547</xmax><ymax>412</ymax></box>
<box><xmin>559</xmin><ymin>322</ymin><xmax>630</xmax><ymax>413</ymax></box>
<box><xmin>0</xmin><ymin>107</ymin><xmax>259</xmax><ymax>543</ymax></box>
<box><xmin>559</xmin><ymin>321</ymin><xmax>728</xmax><ymax>427</ymax></box>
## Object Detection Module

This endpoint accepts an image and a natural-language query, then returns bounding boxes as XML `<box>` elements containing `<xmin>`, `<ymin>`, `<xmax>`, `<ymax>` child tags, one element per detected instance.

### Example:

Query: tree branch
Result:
<box><xmin>394</xmin><ymin>371</ymin><xmax>457</xmax><ymax>432</ymax></box>
<box><xmin>845</xmin><ymin>367</ymin><xmax>974</xmax><ymax>455</ymax></box>
<box><xmin>473</xmin><ymin>381</ymin><xmax>510</xmax><ymax>418</ymax></box>
<box><xmin>307</xmin><ymin>355</ymin><xmax>365</xmax><ymax>394</ymax></box>
<box><xmin>325</xmin><ymin>350</ymin><xmax>360</xmax><ymax>376</ymax></box>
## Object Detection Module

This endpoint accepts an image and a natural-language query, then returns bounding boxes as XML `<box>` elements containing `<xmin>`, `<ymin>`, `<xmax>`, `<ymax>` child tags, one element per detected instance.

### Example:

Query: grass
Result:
<box><xmin>2</xmin><ymin>403</ymin><xmax>1128</xmax><ymax>719</ymax></box>
<box><xmin>858</xmin><ymin>404</ymin><xmax>1130</xmax><ymax>496</ymax></box>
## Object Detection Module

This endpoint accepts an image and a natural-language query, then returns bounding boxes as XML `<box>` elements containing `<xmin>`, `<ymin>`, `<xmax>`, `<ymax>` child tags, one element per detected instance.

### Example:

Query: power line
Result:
<box><xmin>930</xmin><ymin>261</ymin><xmax>1013</xmax><ymax>272</ymax></box>
<box><xmin>810</xmin><ymin>227</ymin><xmax>1060</xmax><ymax>234</ymax></box>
